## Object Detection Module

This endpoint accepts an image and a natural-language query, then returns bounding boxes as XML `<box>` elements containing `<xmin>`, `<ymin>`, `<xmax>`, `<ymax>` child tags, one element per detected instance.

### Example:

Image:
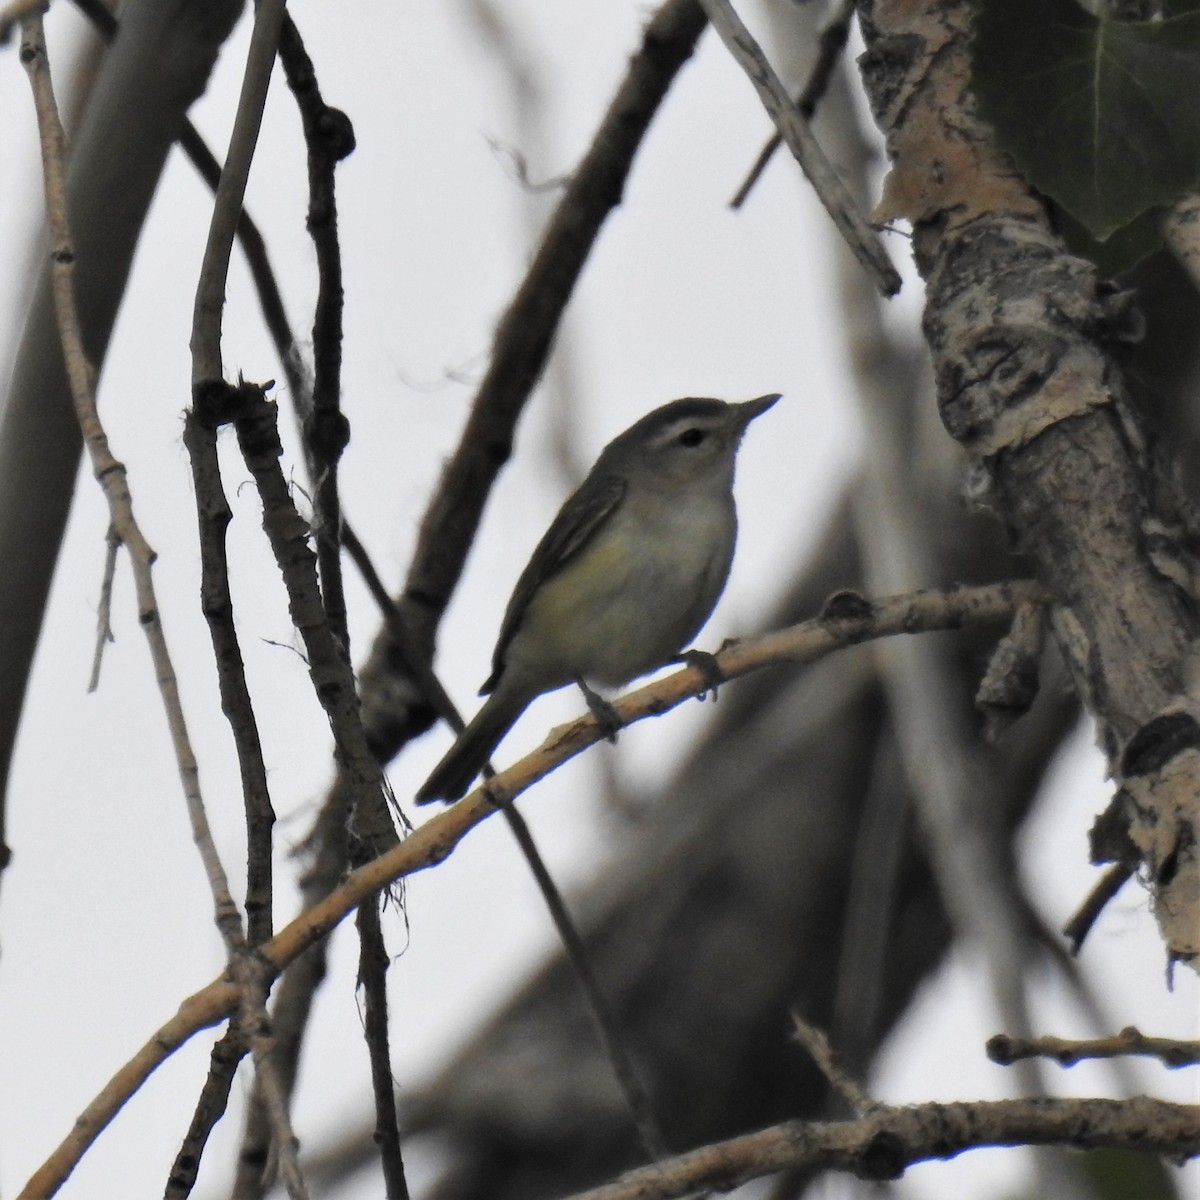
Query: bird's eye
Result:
<box><xmin>678</xmin><ymin>428</ymin><xmax>706</xmax><ymax>447</ymax></box>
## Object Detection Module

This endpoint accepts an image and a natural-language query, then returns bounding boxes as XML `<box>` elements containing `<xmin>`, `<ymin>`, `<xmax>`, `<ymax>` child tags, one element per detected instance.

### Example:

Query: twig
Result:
<box><xmin>558</xmin><ymin>1096</ymin><xmax>1200</xmax><ymax>1200</ymax></box>
<box><xmin>356</xmin><ymin>900</ymin><xmax>410</xmax><ymax>1200</ymax></box>
<box><xmin>19</xmin><ymin>580</ymin><xmax>1046</xmax><ymax>1200</ymax></box>
<box><xmin>230</xmin><ymin>387</ymin><xmax>395</xmax><ymax>853</ymax></box>
<box><xmin>172</xmin><ymin>405</ymin><xmax>277</xmax><ymax>1190</ymax></box>
<box><xmin>697</xmin><ymin>0</ymin><xmax>899</xmax><ymax>295</ymax></box>
<box><xmin>497</xmin><ymin>799</ymin><xmax>669</xmax><ymax>1160</ymax></box>
<box><xmin>224</xmin><ymin>382</ymin><xmax>393</xmax><ymax>1196</ymax></box>
<box><xmin>19</xmin><ymin>4</ymin><xmax>243</xmax><ymax>962</ymax></box>
<box><xmin>190</xmin><ymin>0</ymin><xmax>288</xmax><ymax>385</ymax></box>
<box><xmin>730</xmin><ymin>0</ymin><xmax>855</xmax><ymax>209</ymax></box>
<box><xmin>163</xmin><ymin>1026</ymin><xmax>247</xmax><ymax>1199</ymax></box>
<box><xmin>1063</xmin><ymin>861</ymin><xmax>1137</xmax><ymax>955</ymax></box>
<box><xmin>227</xmin><ymin>24</ymin><xmax>373</xmax><ymax>1191</ymax></box>
<box><xmin>790</xmin><ymin>1015</ymin><xmax>875</xmax><ymax>1116</ymax></box>
<box><xmin>988</xmin><ymin>1027</ymin><xmax>1200</xmax><ymax>1070</ymax></box>
<box><xmin>89</xmin><ymin>0</ymin><xmax>303</xmax><ymax>1183</ymax></box>
<box><xmin>67</xmin><ymin>0</ymin><xmax>307</xmax><ymax>402</ymax></box>
<box><xmin>19</xmin><ymin>19</ymin><xmax>308</xmax><ymax>1196</ymax></box>
<box><xmin>183</xmin><ymin>408</ymin><xmax>276</xmax><ymax>946</ymax></box>
<box><xmin>277</xmin><ymin>13</ymin><xmax>355</xmax><ymax>649</ymax></box>
<box><xmin>86</xmin><ymin>525</ymin><xmax>119</xmax><ymax>692</ymax></box>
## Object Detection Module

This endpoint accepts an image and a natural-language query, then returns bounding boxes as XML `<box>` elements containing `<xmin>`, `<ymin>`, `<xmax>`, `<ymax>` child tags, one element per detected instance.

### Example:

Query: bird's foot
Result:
<box><xmin>674</xmin><ymin>647</ymin><xmax>725</xmax><ymax>701</ymax></box>
<box><xmin>577</xmin><ymin>678</ymin><xmax>622</xmax><ymax>742</ymax></box>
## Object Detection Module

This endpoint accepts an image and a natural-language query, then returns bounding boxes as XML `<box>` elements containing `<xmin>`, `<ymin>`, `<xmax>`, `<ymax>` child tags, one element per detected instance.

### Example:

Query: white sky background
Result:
<box><xmin>0</xmin><ymin>2</ymin><xmax>1196</xmax><ymax>1199</ymax></box>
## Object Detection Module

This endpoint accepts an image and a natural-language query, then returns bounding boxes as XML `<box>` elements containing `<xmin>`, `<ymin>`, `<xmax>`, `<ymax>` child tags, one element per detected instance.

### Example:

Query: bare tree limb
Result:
<box><xmin>190</xmin><ymin>0</ymin><xmax>287</xmax><ymax>385</ymax></box>
<box><xmin>226</xmin><ymin>387</ymin><xmax>396</xmax><ymax>855</ymax></box>
<box><xmin>163</xmin><ymin>1027</ymin><xmax>248</xmax><ymax>1199</ymax></box>
<box><xmin>19</xmin><ymin>580</ymin><xmax>1044</xmax><ymax>1200</ymax></box>
<box><xmin>19</xmin><ymin>4</ymin><xmax>243</xmax><ymax>963</ymax></box>
<box><xmin>496</xmin><ymin>797</ymin><xmax>670</xmax><ymax>1161</ymax></box>
<box><xmin>355</xmin><ymin>899</ymin><xmax>410</xmax><ymax>1200</ymax></box>
<box><xmin>21</xmin><ymin>16</ymin><xmax>316</xmax><ymax>1195</ymax></box>
<box><xmin>698</xmin><ymin>0</ymin><xmax>899</xmax><ymax>294</ymax></box>
<box><xmin>730</xmin><ymin>0</ymin><xmax>855</xmax><ymax>209</ymax></box>
<box><xmin>0</xmin><ymin>0</ymin><xmax>243</xmax><ymax>874</ymax></box>
<box><xmin>988</xmin><ymin>1028</ymin><xmax>1200</xmax><ymax>1070</ymax></box>
<box><xmin>560</xmin><ymin>1096</ymin><xmax>1200</xmax><ymax>1200</ymax></box>
<box><xmin>182</xmin><ymin>408</ymin><xmax>276</xmax><ymax>946</ymax></box>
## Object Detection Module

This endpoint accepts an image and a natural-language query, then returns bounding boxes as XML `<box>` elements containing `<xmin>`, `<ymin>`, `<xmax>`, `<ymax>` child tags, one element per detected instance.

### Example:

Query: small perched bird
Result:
<box><xmin>415</xmin><ymin>393</ymin><xmax>780</xmax><ymax>803</ymax></box>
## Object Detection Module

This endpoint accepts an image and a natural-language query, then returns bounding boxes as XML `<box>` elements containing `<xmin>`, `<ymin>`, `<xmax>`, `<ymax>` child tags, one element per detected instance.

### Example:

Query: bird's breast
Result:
<box><xmin>508</xmin><ymin>486</ymin><xmax>737</xmax><ymax>690</ymax></box>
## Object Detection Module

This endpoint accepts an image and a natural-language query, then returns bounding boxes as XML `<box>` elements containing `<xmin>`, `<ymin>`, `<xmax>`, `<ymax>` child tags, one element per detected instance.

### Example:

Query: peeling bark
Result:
<box><xmin>858</xmin><ymin>0</ymin><xmax>1200</xmax><ymax>966</ymax></box>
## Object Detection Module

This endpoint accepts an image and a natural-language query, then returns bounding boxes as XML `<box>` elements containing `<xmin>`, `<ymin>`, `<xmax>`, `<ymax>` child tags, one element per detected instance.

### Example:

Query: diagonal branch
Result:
<box><xmin>20</xmin><ymin>580</ymin><xmax>1044</xmax><ymax>1200</ymax></box>
<box><xmin>730</xmin><ymin>0</ymin><xmax>856</xmax><ymax>209</ymax></box>
<box><xmin>698</xmin><ymin>0</ymin><xmax>899</xmax><ymax>294</ymax></box>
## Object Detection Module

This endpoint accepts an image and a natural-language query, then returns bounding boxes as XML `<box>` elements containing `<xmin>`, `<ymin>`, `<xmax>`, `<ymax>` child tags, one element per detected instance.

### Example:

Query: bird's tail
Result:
<box><xmin>414</xmin><ymin>689</ymin><xmax>530</xmax><ymax>804</ymax></box>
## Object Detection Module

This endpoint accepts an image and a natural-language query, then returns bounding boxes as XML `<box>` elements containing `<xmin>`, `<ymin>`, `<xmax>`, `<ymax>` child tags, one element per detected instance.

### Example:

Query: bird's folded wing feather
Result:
<box><xmin>481</xmin><ymin>473</ymin><xmax>627</xmax><ymax>694</ymax></box>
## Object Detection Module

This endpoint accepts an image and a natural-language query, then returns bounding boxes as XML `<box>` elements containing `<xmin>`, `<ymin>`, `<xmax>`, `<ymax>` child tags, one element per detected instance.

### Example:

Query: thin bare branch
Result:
<box><xmin>20</xmin><ymin>581</ymin><xmax>1046</xmax><ymax>1200</ymax></box>
<box><xmin>790</xmin><ymin>1016</ymin><xmax>876</xmax><ymax>1117</ymax></box>
<box><xmin>1062</xmin><ymin>861</ymin><xmax>1137</xmax><ymax>954</ymax></box>
<box><xmin>497</xmin><ymin>799</ymin><xmax>669</xmax><ymax>1160</ymax></box>
<box><xmin>277</xmin><ymin>13</ymin><xmax>354</xmax><ymax>648</ymax></box>
<box><xmin>988</xmin><ymin>1028</ymin><xmax>1200</xmax><ymax>1070</ymax></box>
<box><xmin>164</xmin><ymin>1027</ymin><xmax>248</xmax><ymax>1199</ymax></box>
<box><xmin>698</xmin><ymin>0</ymin><xmax>899</xmax><ymax>294</ymax></box>
<box><xmin>182</xmin><ymin>409</ymin><xmax>276</xmax><ymax>946</ymax></box>
<box><xmin>86</xmin><ymin>525</ymin><xmax>119</xmax><ymax>692</ymax></box>
<box><xmin>19</xmin><ymin>5</ymin><xmax>243</xmax><ymax>955</ymax></box>
<box><xmin>560</xmin><ymin>1096</ymin><xmax>1200</xmax><ymax>1200</ymax></box>
<box><xmin>19</xmin><ymin>22</ymin><xmax>311</xmax><ymax>1194</ymax></box>
<box><xmin>356</xmin><ymin>901</ymin><xmax>410</xmax><ymax>1200</ymax></box>
<box><xmin>190</xmin><ymin>0</ymin><xmax>288</xmax><ymax>385</ymax></box>
<box><xmin>227</xmin><ymin>386</ymin><xmax>395</xmax><ymax>853</ymax></box>
<box><xmin>730</xmin><ymin>0</ymin><xmax>855</xmax><ymax>209</ymax></box>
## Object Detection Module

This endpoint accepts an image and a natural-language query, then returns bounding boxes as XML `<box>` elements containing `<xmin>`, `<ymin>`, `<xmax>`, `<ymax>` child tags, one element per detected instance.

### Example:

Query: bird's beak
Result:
<box><xmin>736</xmin><ymin>393</ymin><xmax>781</xmax><ymax>426</ymax></box>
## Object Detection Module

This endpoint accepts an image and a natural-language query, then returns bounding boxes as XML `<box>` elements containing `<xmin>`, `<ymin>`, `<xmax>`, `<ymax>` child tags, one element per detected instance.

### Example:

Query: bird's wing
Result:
<box><xmin>481</xmin><ymin>472</ymin><xmax>627</xmax><ymax>694</ymax></box>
